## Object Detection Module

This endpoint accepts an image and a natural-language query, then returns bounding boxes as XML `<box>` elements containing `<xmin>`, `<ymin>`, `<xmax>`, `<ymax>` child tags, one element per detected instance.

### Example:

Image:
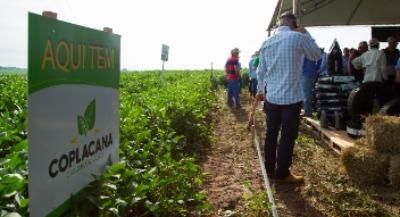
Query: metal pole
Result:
<box><xmin>293</xmin><ymin>0</ymin><xmax>302</xmax><ymax>24</ymax></box>
<box><xmin>160</xmin><ymin>60</ymin><xmax>165</xmax><ymax>85</ymax></box>
<box><xmin>211</xmin><ymin>61</ymin><xmax>213</xmax><ymax>76</ymax></box>
<box><xmin>293</xmin><ymin>0</ymin><xmax>300</xmax><ymax>16</ymax></box>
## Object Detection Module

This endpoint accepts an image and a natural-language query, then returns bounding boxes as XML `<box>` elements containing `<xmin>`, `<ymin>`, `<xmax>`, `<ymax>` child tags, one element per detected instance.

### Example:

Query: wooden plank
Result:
<box><xmin>303</xmin><ymin>117</ymin><xmax>355</xmax><ymax>154</ymax></box>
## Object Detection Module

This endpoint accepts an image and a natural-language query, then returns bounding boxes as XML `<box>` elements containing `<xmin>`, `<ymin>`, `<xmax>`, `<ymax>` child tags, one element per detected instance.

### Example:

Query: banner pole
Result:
<box><xmin>161</xmin><ymin>60</ymin><xmax>165</xmax><ymax>86</ymax></box>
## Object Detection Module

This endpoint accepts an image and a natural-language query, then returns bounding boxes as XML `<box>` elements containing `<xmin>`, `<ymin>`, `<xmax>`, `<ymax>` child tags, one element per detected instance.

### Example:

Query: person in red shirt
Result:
<box><xmin>225</xmin><ymin>48</ymin><xmax>242</xmax><ymax>109</ymax></box>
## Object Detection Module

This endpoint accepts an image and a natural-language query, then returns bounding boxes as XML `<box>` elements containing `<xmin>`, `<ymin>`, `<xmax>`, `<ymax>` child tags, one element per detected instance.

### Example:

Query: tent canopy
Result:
<box><xmin>267</xmin><ymin>0</ymin><xmax>400</xmax><ymax>32</ymax></box>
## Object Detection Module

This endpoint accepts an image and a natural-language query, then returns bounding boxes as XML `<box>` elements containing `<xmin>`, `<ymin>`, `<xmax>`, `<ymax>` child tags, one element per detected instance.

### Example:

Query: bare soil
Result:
<box><xmin>199</xmin><ymin>89</ymin><xmax>400</xmax><ymax>217</ymax></box>
<box><xmin>199</xmin><ymin>90</ymin><xmax>323</xmax><ymax>217</ymax></box>
<box><xmin>199</xmin><ymin>90</ymin><xmax>264</xmax><ymax>216</ymax></box>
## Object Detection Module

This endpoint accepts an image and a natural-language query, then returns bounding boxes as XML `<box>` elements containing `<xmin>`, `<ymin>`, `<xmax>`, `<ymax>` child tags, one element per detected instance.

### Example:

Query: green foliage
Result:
<box><xmin>0</xmin><ymin>139</ymin><xmax>29</xmax><ymax>216</ymax></box>
<box><xmin>241</xmin><ymin>69</ymin><xmax>250</xmax><ymax>87</ymax></box>
<box><xmin>0</xmin><ymin>75</ymin><xmax>29</xmax><ymax>216</ymax></box>
<box><xmin>213</xmin><ymin>69</ymin><xmax>250</xmax><ymax>89</ymax></box>
<box><xmin>0</xmin><ymin>75</ymin><xmax>27</xmax><ymax>158</ymax></box>
<box><xmin>0</xmin><ymin>68</ymin><xmax>27</xmax><ymax>75</ymax></box>
<box><xmin>0</xmin><ymin>71</ymin><xmax>219</xmax><ymax>216</ymax></box>
<box><xmin>243</xmin><ymin>181</ymin><xmax>272</xmax><ymax>217</ymax></box>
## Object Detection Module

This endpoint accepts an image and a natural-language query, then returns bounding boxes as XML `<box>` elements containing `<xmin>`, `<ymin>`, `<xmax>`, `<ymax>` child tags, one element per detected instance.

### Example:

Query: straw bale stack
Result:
<box><xmin>389</xmin><ymin>156</ymin><xmax>400</xmax><ymax>188</ymax></box>
<box><xmin>341</xmin><ymin>139</ymin><xmax>390</xmax><ymax>185</ymax></box>
<box><xmin>364</xmin><ymin>115</ymin><xmax>400</xmax><ymax>154</ymax></box>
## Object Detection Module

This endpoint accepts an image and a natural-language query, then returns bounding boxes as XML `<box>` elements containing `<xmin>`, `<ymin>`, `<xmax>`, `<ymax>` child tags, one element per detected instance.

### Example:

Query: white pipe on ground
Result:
<box><xmin>253</xmin><ymin>111</ymin><xmax>279</xmax><ymax>217</ymax></box>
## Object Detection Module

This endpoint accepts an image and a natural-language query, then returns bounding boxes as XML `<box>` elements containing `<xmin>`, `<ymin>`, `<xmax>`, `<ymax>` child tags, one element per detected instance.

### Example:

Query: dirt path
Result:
<box><xmin>200</xmin><ymin>89</ymin><xmax>326</xmax><ymax>217</ymax></box>
<box><xmin>199</xmin><ymin>90</ymin><xmax>264</xmax><ymax>216</ymax></box>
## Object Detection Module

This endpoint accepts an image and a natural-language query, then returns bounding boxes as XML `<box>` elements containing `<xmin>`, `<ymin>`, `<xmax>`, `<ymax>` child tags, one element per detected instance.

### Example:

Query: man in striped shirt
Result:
<box><xmin>225</xmin><ymin>48</ymin><xmax>242</xmax><ymax>109</ymax></box>
<box><xmin>256</xmin><ymin>11</ymin><xmax>321</xmax><ymax>183</ymax></box>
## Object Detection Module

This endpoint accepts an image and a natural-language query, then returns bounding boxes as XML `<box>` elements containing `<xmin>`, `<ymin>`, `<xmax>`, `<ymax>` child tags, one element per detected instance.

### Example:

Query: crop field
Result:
<box><xmin>2</xmin><ymin>70</ymin><xmax>400</xmax><ymax>217</ymax></box>
<box><xmin>0</xmin><ymin>68</ymin><xmax>27</xmax><ymax>75</ymax></box>
<box><xmin>0</xmin><ymin>70</ymin><xmax>223</xmax><ymax>216</ymax></box>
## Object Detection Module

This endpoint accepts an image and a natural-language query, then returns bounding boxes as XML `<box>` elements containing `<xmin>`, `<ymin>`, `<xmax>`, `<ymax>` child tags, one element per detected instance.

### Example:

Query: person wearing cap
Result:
<box><xmin>349</xmin><ymin>41</ymin><xmax>369</xmax><ymax>83</ymax></box>
<box><xmin>248</xmin><ymin>51</ymin><xmax>259</xmax><ymax>97</ymax></box>
<box><xmin>256</xmin><ymin>11</ymin><xmax>321</xmax><ymax>183</ymax></box>
<box><xmin>352</xmin><ymin>38</ymin><xmax>388</xmax><ymax>109</ymax></box>
<box><xmin>225</xmin><ymin>48</ymin><xmax>242</xmax><ymax>109</ymax></box>
<box><xmin>352</xmin><ymin>38</ymin><xmax>387</xmax><ymax>83</ymax></box>
<box><xmin>383</xmin><ymin>36</ymin><xmax>400</xmax><ymax>94</ymax></box>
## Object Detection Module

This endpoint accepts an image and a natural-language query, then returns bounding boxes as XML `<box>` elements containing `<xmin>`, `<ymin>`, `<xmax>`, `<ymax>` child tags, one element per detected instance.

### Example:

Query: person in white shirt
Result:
<box><xmin>352</xmin><ymin>38</ymin><xmax>388</xmax><ymax>109</ymax></box>
<box><xmin>352</xmin><ymin>38</ymin><xmax>387</xmax><ymax>83</ymax></box>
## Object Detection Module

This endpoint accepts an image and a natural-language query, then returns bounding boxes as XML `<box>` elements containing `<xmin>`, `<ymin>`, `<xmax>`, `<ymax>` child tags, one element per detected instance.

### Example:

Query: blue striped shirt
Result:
<box><xmin>257</xmin><ymin>26</ymin><xmax>321</xmax><ymax>105</ymax></box>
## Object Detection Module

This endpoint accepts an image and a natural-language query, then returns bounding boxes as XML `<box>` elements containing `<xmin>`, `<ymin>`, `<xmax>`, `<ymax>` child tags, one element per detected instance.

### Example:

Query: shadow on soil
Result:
<box><xmin>273</xmin><ymin>183</ymin><xmax>326</xmax><ymax>217</ymax></box>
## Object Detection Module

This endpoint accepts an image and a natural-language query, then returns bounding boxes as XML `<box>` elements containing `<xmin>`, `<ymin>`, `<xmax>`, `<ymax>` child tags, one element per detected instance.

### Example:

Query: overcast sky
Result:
<box><xmin>0</xmin><ymin>0</ymin><xmax>380</xmax><ymax>70</ymax></box>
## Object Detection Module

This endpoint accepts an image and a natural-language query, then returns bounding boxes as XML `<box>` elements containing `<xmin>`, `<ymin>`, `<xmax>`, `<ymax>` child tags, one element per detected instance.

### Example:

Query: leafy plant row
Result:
<box><xmin>0</xmin><ymin>70</ymin><xmax>223</xmax><ymax>216</ymax></box>
<box><xmin>0</xmin><ymin>74</ymin><xmax>29</xmax><ymax>217</ymax></box>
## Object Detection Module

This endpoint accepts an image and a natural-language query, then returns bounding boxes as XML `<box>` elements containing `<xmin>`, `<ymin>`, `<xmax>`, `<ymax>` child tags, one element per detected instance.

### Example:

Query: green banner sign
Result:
<box><xmin>28</xmin><ymin>13</ymin><xmax>121</xmax><ymax>94</ymax></box>
<box><xmin>28</xmin><ymin>12</ymin><xmax>121</xmax><ymax>217</ymax></box>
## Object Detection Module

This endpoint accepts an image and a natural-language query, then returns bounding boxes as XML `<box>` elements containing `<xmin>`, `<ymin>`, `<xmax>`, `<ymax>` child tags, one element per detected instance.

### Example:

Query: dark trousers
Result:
<box><xmin>386</xmin><ymin>74</ymin><xmax>400</xmax><ymax>97</ymax></box>
<box><xmin>249</xmin><ymin>78</ymin><xmax>257</xmax><ymax>96</ymax></box>
<box><xmin>354</xmin><ymin>70</ymin><xmax>364</xmax><ymax>83</ymax></box>
<box><xmin>264</xmin><ymin>100</ymin><xmax>302</xmax><ymax>179</ymax></box>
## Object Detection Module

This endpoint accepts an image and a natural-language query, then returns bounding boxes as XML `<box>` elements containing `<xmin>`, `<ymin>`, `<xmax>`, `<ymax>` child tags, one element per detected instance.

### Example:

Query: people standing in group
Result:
<box><xmin>248</xmin><ymin>52</ymin><xmax>258</xmax><ymax>97</ymax></box>
<box><xmin>256</xmin><ymin>11</ymin><xmax>321</xmax><ymax>183</ymax></box>
<box><xmin>301</xmin><ymin>57</ymin><xmax>319</xmax><ymax>117</ymax></box>
<box><xmin>225</xmin><ymin>48</ymin><xmax>242</xmax><ymax>109</ymax></box>
<box><xmin>383</xmin><ymin>36</ymin><xmax>400</xmax><ymax>94</ymax></box>
<box><xmin>352</xmin><ymin>38</ymin><xmax>387</xmax><ymax>83</ymax></box>
<box><xmin>342</xmin><ymin>47</ymin><xmax>350</xmax><ymax>75</ymax></box>
<box><xmin>317</xmin><ymin>48</ymin><xmax>328</xmax><ymax>76</ymax></box>
<box><xmin>349</xmin><ymin>41</ymin><xmax>368</xmax><ymax>83</ymax></box>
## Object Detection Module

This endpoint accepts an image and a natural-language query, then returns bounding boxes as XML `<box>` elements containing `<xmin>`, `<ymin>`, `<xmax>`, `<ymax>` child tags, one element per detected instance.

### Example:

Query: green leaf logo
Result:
<box><xmin>77</xmin><ymin>99</ymin><xmax>96</xmax><ymax>136</ymax></box>
<box><xmin>77</xmin><ymin>115</ymin><xmax>86</xmax><ymax>136</ymax></box>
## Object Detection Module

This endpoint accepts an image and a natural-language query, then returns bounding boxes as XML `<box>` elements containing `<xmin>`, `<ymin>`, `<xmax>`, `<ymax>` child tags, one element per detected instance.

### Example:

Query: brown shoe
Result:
<box><xmin>276</xmin><ymin>173</ymin><xmax>304</xmax><ymax>183</ymax></box>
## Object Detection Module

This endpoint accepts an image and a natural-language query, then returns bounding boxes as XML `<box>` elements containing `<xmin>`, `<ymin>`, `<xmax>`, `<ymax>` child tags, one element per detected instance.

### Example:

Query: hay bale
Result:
<box><xmin>389</xmin><ymin>156</ymin><xmax>400</xmax><ymax>188</ymax></box>
<box><xmin>364</xmin><ymin>115</ymin><xmax>400</xmax><ymax>154</ymax></box>
<box><xmin>341</xmin><ymin>139</ymin><xmax>390</xmax><ymax>185</ymax></box>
